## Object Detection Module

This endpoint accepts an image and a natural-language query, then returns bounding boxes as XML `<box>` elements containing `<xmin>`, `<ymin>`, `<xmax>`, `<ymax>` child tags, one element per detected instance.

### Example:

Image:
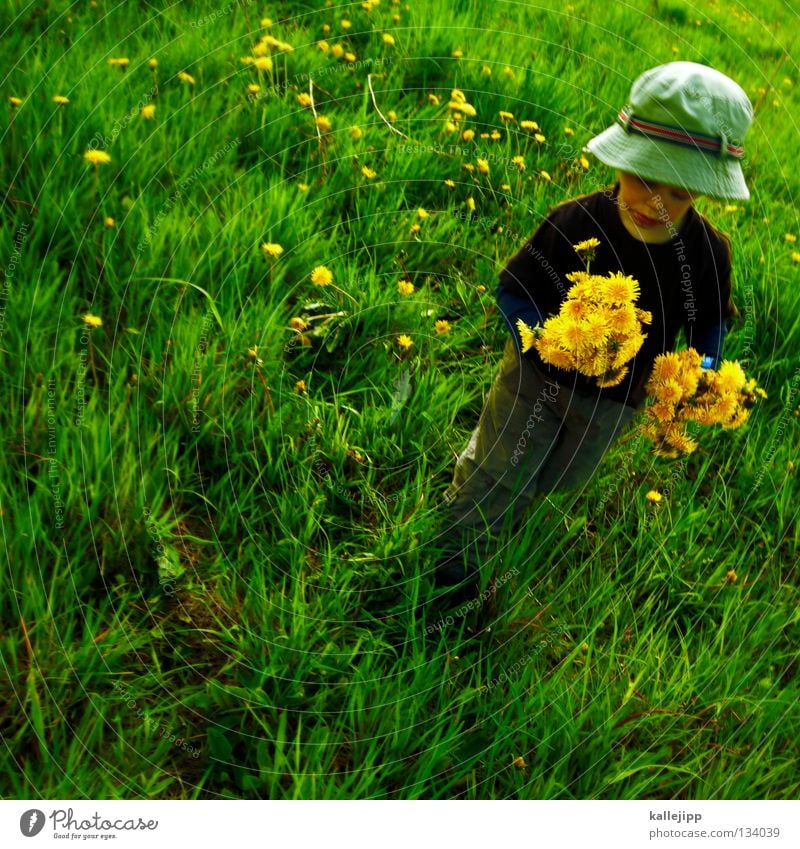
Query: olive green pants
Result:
<box><xmin>438</xmin><ymin>337</ymin><xmax>638</xmax><ymax>568</ymax></box>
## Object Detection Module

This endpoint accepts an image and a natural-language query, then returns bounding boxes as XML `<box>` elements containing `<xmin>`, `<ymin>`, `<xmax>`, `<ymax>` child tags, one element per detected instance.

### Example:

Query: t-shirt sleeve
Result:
<box><xmin>681</xmin><ymin>225</ymin><xmax>735</xmax><ymax>360</ymax></box>
<box><xmin>497</xmin><ymin>205</ymin><xmax>585</xmax><ymax>353</ymax></box>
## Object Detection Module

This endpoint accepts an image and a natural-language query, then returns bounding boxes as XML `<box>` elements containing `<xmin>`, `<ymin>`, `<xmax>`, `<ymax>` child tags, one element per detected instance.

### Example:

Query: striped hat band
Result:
<box><xmin>617</xmin><ymin>108</ymin><xmax>744</xmax><ymax>159</ymax></box>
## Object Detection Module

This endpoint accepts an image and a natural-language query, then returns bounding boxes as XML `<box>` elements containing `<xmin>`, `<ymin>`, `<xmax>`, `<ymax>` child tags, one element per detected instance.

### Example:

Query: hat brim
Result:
<box><xmin>585</xmin><ymin>123</ymin><xmax>749</xmax><ymax>200</ymax></box>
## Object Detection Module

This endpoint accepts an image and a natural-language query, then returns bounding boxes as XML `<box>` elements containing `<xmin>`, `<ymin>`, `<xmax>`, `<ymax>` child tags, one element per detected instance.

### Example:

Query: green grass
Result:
<box><xmin>1</xmin><ymin>0</ymin><xmax>799</xmax><ymax>799</ymax></box>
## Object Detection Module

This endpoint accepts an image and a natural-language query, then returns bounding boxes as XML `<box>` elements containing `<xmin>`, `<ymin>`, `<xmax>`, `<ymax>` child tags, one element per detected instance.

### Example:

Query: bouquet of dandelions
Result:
<box><xmin>516</xmin><ymin>238</ymin><xmax>652</xmax><ymax>388</ymax></box>
<box><xmin>641</xmin><ymin>349</ymin><xmax>766</xmax><ymax>456</ymax></box>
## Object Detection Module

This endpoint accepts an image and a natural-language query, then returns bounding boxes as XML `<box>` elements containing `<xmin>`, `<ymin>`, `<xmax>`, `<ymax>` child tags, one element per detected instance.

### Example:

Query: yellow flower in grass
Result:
<box><xmin>330</xmin><ymin>43</ymin><xmax>344</xmax><ymax>58</ymax></box>
<box><xmin>177</xmin><ymin>71</ymin><xmax>196</xmax><ymax>84</ymax></box>
<box><xmin>461</xmin><ymin>129</ymin><xmax>475</xmax><ymax>141</ymax></box>
<box><xmin>82</xmin><ymin>313</ymin><xmax>103</xmax><ymax>329</ymax></box>
<box><xmin>564</xmin><ymin>126</ymin><xmax>575</xmax><ymax>136</ymax></box>
<box><xmin>108</xmin><ymin>57</ymin><xmax>130</xmax><ymax>68</ymax></box>
<box><xmin>645</xmin><ymin>490</ymin><xmax>662</xmax><ymax>503</ymax></box>
<box><xmin>141</xmin><ymin>104</ymin><xmax>156</xmax><ymax>119</ymax></box>
<box><xmin>344</xmin><ymin>52</ymin><xmax>357</xmax><ymax>63</ymax></box>
<box><xmin>791</xmin><ymin>251</ymin><xmax>800</xmax><ymax>263</ymax></box>
<box><xmin>512</xmin><ymin>155</ymin><xmax>526</xmax><ymax>171</ymax></box>
<box><xmin>247</xmin><ymin>84</ymin><xmax>261</xmax><ymax>95</ymax></box>
<box><xmin>416</xmin><ymin>207</ymin><xmax>429</xmax><ymax>219</ymax></box>
<box><xmin>148</xmin><ymin>58</ymin><xmax>158</xmax><ymax>70</ymax></box>
<box><xmin>296</xmin><ymin>379</ymin><xmax>307</xmax><ymax>393</ymax></box>
<box><xmin>251</xmin><ymin>57</ymin><xmax>272</xmax><ymax>72</ymax></box>
<box><xmin>443</xmin><ymin>179</ymin><xmax>455</xmax><ymax>188</ymax></box>
<box><xmin>289</xmin><ymin>317</ymin><xmax>308</xmax><ymax>331</ymax></box>
<box><xmin>315</xmin><ymin>115</ymin><xmax>332</xmax><ymax>133</ymax></box>
<box><xmin>349</xmin><ymin>126</ymin><xmax>363</xmax><ymax>140</ymax></box>
<box><xmin>261</xmin><ymin>242</ymin><xmax>284</xmax><ymax>258</ymax></box>
<box><xmin>476</xmin><ymin>158</ymin><xmax>489</xmax><ymax>174</ymax></box>
<box><xmin>318</xmin><ymin>40</ymin><xmax>330</xmax><ymax>52</ymax></box>
<box><xmin>84</xmin><ymin>149</ymin><xmax>112</xmax><ymax>165</ymax></box>
<box><xmin>397</xmin><ymin>334</ymin><xmax>413</xmax><ymax>349</ymax></box>
<box><xmin>310</xmin><ymin>265</ymin><xmax>333</xmax><ymax>287</ymax></box>
<box><xmin>103</xmin><ymin>216</ymin><xmax>115</xmax><ymax>228</ymax></box>
<box><xmin>648</xmin><ymin>401</ymin><xmax>676</xmax><ymax>424</ymax></box>
<box><xmin>466</xmin><ymin>197</ymin><xmax>476</xmax><ymax>212</ymax></box>
<box><xmin>520</xmin><ymin>120</ymin><xmax>539</xmax><ymax>131</ymax></box>
<box><xmin>664</xmin><ymin>428</ymin><xmax>698</xmax><ymax>454</ymax></box>
<box><xmin>397</xmin><ymin>280</ymin><xmax>415</xmax><ymax>295</ymax></box>
<box><xmin>435</xmin><ymin>319</ymin><xmax>451</xmax><ymax>334</ymax></box>
<box><xmin>361</xmin><ymin>165</ymin><xmax>378</xmax><ymax>179</ymax></box>
<box><xmin>382</xmin><ymin>33</ymin><xmax>395</xmax><ymax>45</ymax></box>
<box><xmin>297</xmin><ymin>93</ymin><xmax>312</xmax><ymax>107</ymax></box>
<box><xmin>534</xmin><ymin>133</ymin><xmax>546</xmax><ymax>143</ymax></box>
<box><xmin>653</xmin><ymin>378</ymin><xmax>684</xmax><ymax>405</ymax></box>
<box><xmin>9</xmin><ymin>96</ymin><xmax>23</xmax><ymax>107</ymax></box>
<box><xmin>53</xmin><ymin>95</ymin><xmax>70</xmax><ymax>105</ymax></box>
<box><xmin>539</xmin><ymin>170</ymin><xmax>551</xmax><ymax>182</ymax></box>
<box><xmin>785</xmin><ymin>233</ymin><xmax>797</xmax><ymax>243</ymax></box>
<box><xmin>498</xmin><ymin>110</ymin><xmax>514</xmax><ymax>121</ymax></box>
<box><xmin>451</xmin><ymin>48</ymin><xmax>463</xmax><ymax>58</ymax></box>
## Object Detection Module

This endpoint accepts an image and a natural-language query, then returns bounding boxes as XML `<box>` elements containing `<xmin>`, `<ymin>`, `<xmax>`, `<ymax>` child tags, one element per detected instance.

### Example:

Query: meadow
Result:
<box><xmin>1</xmin><ymin>0</ymin><xmax>799</xmax><ymax>800</ymax></box>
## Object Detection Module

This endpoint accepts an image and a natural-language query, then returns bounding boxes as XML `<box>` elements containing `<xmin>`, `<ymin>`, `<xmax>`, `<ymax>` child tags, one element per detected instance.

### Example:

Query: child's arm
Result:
<box><xmin>495</xmin><ymin>282</ymin><xmax>544</xmax><ymax>355</ymax></box>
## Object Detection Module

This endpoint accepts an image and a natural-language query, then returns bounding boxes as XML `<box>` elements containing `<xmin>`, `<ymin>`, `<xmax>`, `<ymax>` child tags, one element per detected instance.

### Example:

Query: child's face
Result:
<box><xmin>616</xmin><ymin>171</ymin><xmax>697</xmax><ymax>244</ymax></box>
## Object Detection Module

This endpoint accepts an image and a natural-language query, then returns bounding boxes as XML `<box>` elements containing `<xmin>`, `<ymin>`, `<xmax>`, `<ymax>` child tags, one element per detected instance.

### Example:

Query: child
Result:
<box><xmin>432</xmin><ymin>61</ymin><xmax>754</xmax><ymax>605</ymax></box>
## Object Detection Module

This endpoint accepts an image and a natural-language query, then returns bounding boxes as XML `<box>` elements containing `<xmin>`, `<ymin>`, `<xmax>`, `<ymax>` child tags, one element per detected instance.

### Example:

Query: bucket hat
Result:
<box><xmin>585</xmin><ymin>62</ymin><xmax>753</xmax><ymax>200</ymax></box>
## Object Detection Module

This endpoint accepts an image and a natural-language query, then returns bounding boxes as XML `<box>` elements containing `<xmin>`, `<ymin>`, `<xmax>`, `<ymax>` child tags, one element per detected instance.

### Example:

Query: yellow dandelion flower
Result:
<box><xmin>297</xmin><ymin>182</ymin><xmax>309</xmax><ymax>192</ymax></box>
<box><xmin>247</xmin><ymin>84</ymin><xmax>261</xmax><ymax>95</ymax></box>
<box><xmin>724</xmin><ymin>204</ymin><xmax>739</xmax><ymax>213</ymax></box>
<box><xmin>148</xmin><ymin>58</ymin><xmax>158</xmax><ymax>70</ymax></box>
<box><xmin>481</xmin><ymin>65</ymin><xmax>492</xmax><ymax>76</ymax></box>
<box><xmin>316</xmin><ymin>115</ymin><xmax>332</xmax><ymax>133</ymax></box>
<box><xmin>791</xmin><ymin>251</ymin><xmax>800</xmax><ymax>263</ymax></box>
<box><xmin>499</xmin><ymin>110</ymin><xmax>514</xmax><ymax>121</ymax></box>
<box><xmin>547</xmin><ymin>348</ymin><xmax>577</xmax><ymax>370</ymax></box>
<box><xmin>82</xmin><ymin>313</ymin><xmax>103</xmax><ymax>329</ymax></box>
<box><xmin>397</xmin><ymin>280</ymin><xmax>415</xmax><ymax>295</ymax></box>
<box><xmin>386</xmin><ymin>109</ymin><xmax>397</xmax><ymax>121</ymax></box>
<box><xmin>297</xmin><ymin>93</ymin><xmax>312</xmax><ymax>107</ymax></box>
<box><xmin>635</xmin><ymin>308</ymin><xmax>653</xmax><ymax>325</ymax></box>
<box><xmin>409</xmin><ymin>223</ymin><xmax>420</xmax><ymax>234</ymax></box>
<box><xmin>428</xmin><ymin>93</ymin><xmax>441</xmax><ymax>105</ymax></box>
<box><xmin>318</xmin><ymin>40</ymin><xmax>330</xmax><ymax>52</ymax></box>
<box><xmin>103</xmin><ymin>216</ymin><xmax>115</xmax><ymax>228</ymax></box>
<box><xmin>520</xmin><ymin>120</ymin><xmax>540</xmax><ymax>131</ymax></box>
<box><xmin>53</xmin><ymin>95</ymin><xmax>70</xmax><ymax>105</ymax></box>
<box><xmin>295</xmin><ymin>379</ymin><xmax>307</xmax><ymax>393</ymax></box>
<box><xmin>711</xmin><ymin>393</ymin><xmax>739</xmax><ymax>421</ymax></box>
<box><xmin>563</xmin><ymin>299</ymin><xmax>589</xmax><ymax>321</ymax></box>
<box><xmin>461</xmin><ymin>129</ymin><xmax>475</xmax><ymax>142</ymax></box>
<box><xmin>648</xmin><ymin>401</ymin><xmax>677</xmax><ymax>424</ymax></box>
<box><xmin>476</xmin><ymin>284</ymin><xmax>487</xmax><ymax>293</ymax></box>
<box><xmin>349</xmin><ymin>126</ymin><xmax>363</xmax><ymax>140</ymax></box>
<box><xmin>361</xmin><ymin>166</ymin><xmax>377</xmax><ymax>179</ymax></box>
<box><xmin>382</xmin><ymin>33</ymin><xmax>395</xmax><ymax>45</ymax></box>
<box><xmin>344</xmin><ymin>52</ymin><xmax>357</xmax><ymax>63</ymax></box>
<box><xmin>534</xmin><ymin>132</ymin><xmax>546</xmax><ymax>143</ymax></box>
<box><xmin>9</xmin><ymin>96</ymin><xmax>23</xmax><ymax>107</ymax></box>
<box><xmin>725</xmin><ymin>408</ymin><xmax>750</xmax><ymax>429</ymax></box>
<box><xmin>449</xmin><ymin>100</ymin><xmax>476</xmax><ymax>117</ymax></box>
<box><xmin>665</xmin><ymin>429</ymin><xmax>698</xmax><ymax>454</ymax></box>
<box><xmin>397</xmin><ymin>334</ymin><xmax>413</xmax><ymax>349</ymax></box>
<box><xmin>512</xmin><ymin>155</ymin><xmax>526</xmax><ymax>171</ymax></box>
<box><xmin>503</xmin><ymin>66</ymin><xmax>515</xmax><ymax>77</ymax></box>
<box><xmin>600</xmin><ymin>272</ymin><xmax>640</xmax><ymax>305</ymax></box>
<box><xmin>341</xmin><ymin>19</ymin><xmax>352</xmax><ymax>29</ymax></box>
<box><xmin>490</xmin><ymin>130</ymin><xmax>501</xmax><ymax>140</ymax></box>
<box><xmin>435</xmin><ymin>319</ymin><xmax>451</xmax><ymax>334</ymax></box>
<box><xmin>607</xmin><ymin>304</ymin><xmax>638</xmax><ymax>335</ymax></box>
<box><xmin>178</xmin><ymin>71</ymin><xmax>196</xmax><ymax>84</ymax></box>
<box><xmin>310</xmin><ymin>265</ymin><xmax>333</xmax><ymax>286</ymax></box>
<box><xmin>466</xmin><ymin>197</ymin><xmax>476</xmax><ymax>212</ymax></box>
<box><xmin>645</xmin><ymin>490</ymin><xmax>662</xmax><ymax>503</ymax></box>
<box><xmin>417</xmin><ymin>208</ymin><xmax>429</xmax><ymax>219</ymax></box>
<box><xmin>261</xmin><ymin>16</ymin><xmax>273</xmax><ymax>26</ymax></box>
<box><xmin>330</xmin><ymin>44</ymin><xmax>344</xmax><ymax>58</ymax></box>
<box><xmin>564</xmin><ymin>126</ymin><xmax>575</xmax><ymax>136</ymax></box>
<box><xmin>261</xmin><ymin>242</ymin><xmax>284</xmax><ymax>258</ymax></box>
<box><xmin>141</xmin><ymin>104</ymin><xmax>156</xmax><ymax>119</ymax></box>
<box><xmin>579</xmin><ymin>155</ymin><xmax>590</xmax><ymax>170</ymax></box>
<box><xmin>516</xmin><ymin>318</ymin><xmax>539</xmax><ymax>353</ymax></box>
<box><xmin>539</xmin><ymin>170</ymin><xmax>551</xmax><ymax>182</ymax></box>
<box><xmin>716</xmin><ymin>360</ymin><xmax>747</xmax><ymax>393</ymax></box>
<box><xmin>108</xmin><ymin>57</ymin><xmax>130</xmax><ymax>68</ymax></box>
<box><xmin>83</xmin><ymin>149</ymin><xmax>112</xmax><ymax>165</ymax></box>
<box><xmin>451</xmin><ymin>49</ymin><xmax>464</xmax><ymax>58</ymax></box>
<box><xmin>444</xmin><ymin>121</ymin><xmax>458</xmax><ymax>133</ymax></box>
<box><xmin>784</xmin><ymin>233</ymin><xmax>797</xmax><ymax>243</ymax></box>
<box><xmin>443</xmin><ymin>179</ymin><xmax>455</xmax><ymax>188</ymax></box>
<box><xmin>573</xmin><ymin>237</ymin><xmax>601</xmax><ymax>253</ymax></box>
<box><xmin>476</xmin><ymin>158</ymin><xmax>489</xmax><ymax>174</ymax></box>
<box><xmin>653</xmin><ymin>379</ymin><xmax>683</xmax><ymax>405</ymax></box>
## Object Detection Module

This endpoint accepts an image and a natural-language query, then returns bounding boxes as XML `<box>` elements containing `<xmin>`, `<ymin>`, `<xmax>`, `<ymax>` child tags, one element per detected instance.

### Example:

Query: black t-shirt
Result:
<box><xmin>498</xmin><ymin>184</ymin><xmax>734</xmax><ymax>408</ymax></box>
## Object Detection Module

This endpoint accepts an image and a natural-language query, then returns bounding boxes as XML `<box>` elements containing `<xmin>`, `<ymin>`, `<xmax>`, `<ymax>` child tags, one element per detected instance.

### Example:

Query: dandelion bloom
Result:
<box><xmin>382</xmin><ymin>33</ymin><xmax>395</xmax><ymax>45</ymax></box>
<box><xmin>443</xmin><ymin>179</ymin><xmax>455</xmax><ymax>188</ymax></box>
<box><xmin>148</xmin><ymin>58</ymin><xmax>158</xmax><ymax>70</ymax></box>
<box><xmin>579</xmin><ymin>155</ymin><xmax>590</xmax><ymax>170</ymax></box>
<box><xmin>297</xmin><ymin>182</ymin><xmax>309</xmax><ymax>192</ymax></box>
<box><xmin>344</xmin><ymin>52</ymin><xmax>357</xmax><ymax>63</ymax></box>
<box><xmin>310</xmin><ymin>266</ymin><xmax>333</xmax><ymax>286</ymax></box>
<box><xmin>103</xmin><ymin>217</ymin><xmax>115</xmax><ymax>228</ymax></box>
<box><xmin>476</xmin><ymin>158</ymin><xmax>489</xmax><ymax>174</ymax></box>
<box><xmin>564</xmin><ymin>126</ymin><xmax>575</xmax><ymax>136</ymax></box>
<box><xmin>791</xmin><ymin>251</ymin><xmax>800</xmax><ymax>263</ymax></box>
<box><xmin>490</xmin><ymin>130</ymin><xmax>501</xmax><ymax>140</ymax></box>
<box><xmin>341</xmin><ymin>18</ymin><xmax>352</xmax><ymax>29</ymax></box>
<box><xmin>82</xmin><ymin>313</ymin><xmax>103</xmax><ymax>328</ymax></box>
<box><xmin>9</xmin><ymin>96</ymin><xmax>23</xmax><ymax>107</ymax></box>
<box><xmin>444</xmin><ymin>121</ymin><xmax>457</xmax><ymax>133</ymax></box>
<box><xmin>330</xmin><ymin>44</ymin><xmax>344</xmax><ymax>58</ymax></box>
<box><xmin>449</xmin><ymin>101</ymin><xmax>476</xmax><ymax>117</ymax></box>
<box><xmin>428</xmin><ymin>93</ymin><xmax>441</xmax><ymax>105</ymax></box>
<box><xmin>53</xmin><ymin>95</ymin><xmax>70</xmax><ymax>105</ymax></box>
<box><xmin>784</xmin><ymin>233</ymin><xmax>797</xmax><ymax>242</ymax></box>
<box><xmin>451</xmin><ymin>49</ymin><xmax>463</xmax><ymax>58</ymax></box>
<box><xmin>715</xmin><ymin>361</ymin><xmax>747</xmax><ymax>393</ymax></box>
<box><xmin>316</xmin><ymin>115</ymin><xmax>332</xmax><ymax>133</ymax></box>
<box><xmin>84</xmin><ymin>149</ymin><xmax>112</xmax><ymax>165</ymax></box>
<box><xmin>261</xmin><ymin>243</ymin><xmax>284</xmax><ymax>258</ymax></box>
<box><xmin>397</xmin><ymin>280</ymin><xmax>415</xmax><ymax>295</ymax></box>
<box><xmin>361</xmin><ymin>166</ymin><xmax>377</xmax><ymax>179</ymax></box>
<box><xmin>108</xmin><ymin>57</ymin><xmax>130</xmax><ymax>68</ymax></box>
<box><xmin>247</xmin><ymin>84</ymin><xmax>261</xmax><ymax>94</ymax></box>
<box><xmin>435</xmin><ymin>319</ymin><xmax>451</xmax><ymax>334</ymax></box>
<box><xmin>409</xmin><ymin>224</ymin><xmax>420</xmax><ymax>234</ymax></box>
<box><xmin>251</xmin><ymin>57</ymin><xmax>272</xmax><ymax>72</ymax></box>
<box><xmin>461</xmin><ymin>129</ymin><xmax>475</xmax><ymax>141</ymax></box>
<box><xmin>503</xmin><ymin>66</ymin><xmax>515</xmax><ymax>77</ymax></box>
<box><xmin>512</xmin><ymin>155</ymin><xmax>526</xmax><ymax>171</ymax></box>
<box><xmin>520</xmin><ymin>120</ymin><xmax>539</xmax><ymax>131</ymax></box>
<box><xmin>141</xmin><ymin>104</ymin><xmax>156</xmax><ymax>119</ymax></box>
<box><xmin>645</xmin><ymin>490</ymin><xmax>662</xmax><ymax>503</ymax></box>
<box><xmin>397</xmin><ymin>334</ymin><xmax>413</xmax><ymax>349</ymax></box>
<box><xmin>416</xmin><ymin>208</ymin><xmax>429</xmax><ymax>219</ymax></box>
<box><xmin>451</xmin><ymin>89</ymin><xmax>466</xmax><ymax>103</ymax></box>
<box><xmin>539</xmin><ymin>170</ymin><xmax>551</xmax><ymax>182</ymax></box>
<box><xmin>498</xmin><ymin>110</ymin><xmax>514</xmax><ymax>121</ymax></box>
<box><xmin>466</xmin><ymin>197</ymin><xmax>476</xmax><ymax>212</ymax></box>
<box><xmin>349</xmin><ymin>126</ymin><xmax>363</xmax><ymax>140</ymax></box>
<box><xmin>178</xmin><ymin>71</ymin><xmax>195</xmax><ymax>84</ymax></box>
<box><xmin>297</xmin><ymin>93</ymin><xmax>312</xmax><ymax>107</ymax></box>
<box><xmin>534</xmin><ymin>132</ymin><xmax>546</xmax><ymax>143</ymax></box>
<box><xmin>318</xmin><ymin>40</ymin><xmax>330</xmax><ymax>52</ymax></box>
<box><xmin>573</xmin><ymin>237</ymin><xmax>601</xmax><ymax>253</ymax></box>
<box><xmin>601</xmin><ymin>273</ymin><xmax>640</xmax><ymax>305</ymax></box>
<box><xmin>295</xmin><ymin>379</ymin><xmax>307</xmax><ymax>393</ymax></box>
